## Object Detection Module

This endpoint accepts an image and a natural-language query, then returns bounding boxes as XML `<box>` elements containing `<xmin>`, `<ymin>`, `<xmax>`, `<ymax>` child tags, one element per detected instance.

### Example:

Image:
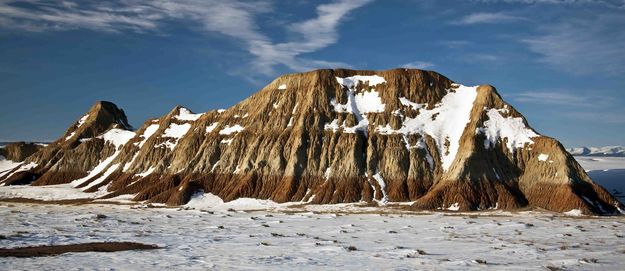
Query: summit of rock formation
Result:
<box><xmin>1</xmin><ymin>69</ymin><xmax>622</xmax><ymax>215</ymax></box>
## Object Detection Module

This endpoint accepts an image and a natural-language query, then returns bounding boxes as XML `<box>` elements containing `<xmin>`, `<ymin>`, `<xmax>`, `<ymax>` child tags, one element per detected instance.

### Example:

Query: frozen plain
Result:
<box><xmin>0</xmin><ymin>156</ymin><xmax>624</xmax><ymax>270</ymax></box>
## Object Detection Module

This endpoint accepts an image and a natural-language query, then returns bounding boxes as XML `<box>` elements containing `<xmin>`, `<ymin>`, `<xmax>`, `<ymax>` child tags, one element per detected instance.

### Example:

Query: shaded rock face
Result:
<box><xmin>1</xmin><ymin>101</ymin><xmax>131</xmax><ymax>186</ymax></box>
<box><xmin>1</xmin><ymin>69</ymin><xmax>622</xmax><ymax>215</ymax></box>
<box><xmin>0</xmin><ymin>142</ymin><xmax>44</xmax><ymax>162</ymax></box>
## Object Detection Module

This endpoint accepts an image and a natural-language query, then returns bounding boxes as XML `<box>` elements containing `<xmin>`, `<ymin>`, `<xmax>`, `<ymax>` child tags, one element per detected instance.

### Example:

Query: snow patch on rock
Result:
<box><xmin>136</xmin><ymin>124</ymin><xmax>160</xmax><ymax>148</ymax></box>
<box><xmin>157</xmin><ymin>123</ymin><xmax>192</xmax><ymax>150</ymax></box>
<box><xmin>447</xmin><ymin>203</ymin><xmax>460</xmax><ymax>211</ymax></box>
<box><xmin>205</xmin><ymin>122</ymin><xmax>219</xmax><ymax>134</ymax></box>
<box><xmin>98</xmin><ymin>128</ymin><xmax>135</xmax><ymax>149</ymax></box>
<box><xmin>71</xmin><ymin>151</ymin><xmax>122</xmax><ymax>187</ymax></box>
<box><xmin>162</xmin><ymin>123</ymin><xmax>192</xmax><ymax>139</ymax></box>
<box><xmin>82</xmin><ymin>163</ymin><xmax>120</xmax><ymax>190</ymax></box>
<box><xmin>399</xmin><ymin>97</ymin><xmax>423</xmax><ymax>110</ymax></box>
<box><xmin>219</xmin><ymin>125</ymin><xmax>244</xmax><ymax>135</ymax></box>
<box><xmin>478</xmin><ymin>108</ymin><xmax>539</xmax><ymax>152</ymax></box>
<box><xmin>326</xmin><ymin>75</ymin><xmax>387</xmax><ymax>136</ymax></box>
<box><xmin>372</xmin><ymin>173</ymin><xmax>388</xmax><ymax>204</ymax></box>
<box><xmin>64</xmin><ymin>114</ymin><xmax>90</xmax><ymax>141</ymax></box>
<box><xmin>375</xmin><ymin>84</ymin><xmax>479</xmax><ymax>171</ymax></box>
<box><xmin>174</xmin><ymin>108</ymin><xmax>203</xmax><ymax>121</ymax></box>
<box><xmin>136</xmin><ymin>167</ymin><xmax>156</xmax><ymax>178</ymax></box>
<box><xmin>336</xmin><ymin>75</ymin><xmax>386</xmax><ymax>88</ymax></box>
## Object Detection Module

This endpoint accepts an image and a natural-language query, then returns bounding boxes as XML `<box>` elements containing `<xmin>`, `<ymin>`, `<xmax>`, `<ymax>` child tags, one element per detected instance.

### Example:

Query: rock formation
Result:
<box><xmin>1</xmin><ymin>69</ymin><xmax>622</xmax><ymax>215</ymax></box>
<box><xmin>0</xmin><ymin>142</ymin><xmax>45</xmax><ymax>162</ymax></box>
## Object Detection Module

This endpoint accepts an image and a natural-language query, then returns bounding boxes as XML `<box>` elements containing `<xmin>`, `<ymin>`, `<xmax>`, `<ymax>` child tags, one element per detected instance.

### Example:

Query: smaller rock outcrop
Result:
<box><xmin>0</xmin><ymin>142</ymin><xmax>45</xmax><ymax>162</ymax></box>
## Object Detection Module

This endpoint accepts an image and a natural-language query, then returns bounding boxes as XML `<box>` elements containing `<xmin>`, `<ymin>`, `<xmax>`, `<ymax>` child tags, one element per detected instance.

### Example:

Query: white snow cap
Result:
<box><xmin>175</xmin><ymin>107</ymin><xmax>203</xmax><ymax>121</ymax></box>
<box><xmin>336</xmin><ymin>75</ymin><xmax>386</xmax><ymax>88</ymax></box>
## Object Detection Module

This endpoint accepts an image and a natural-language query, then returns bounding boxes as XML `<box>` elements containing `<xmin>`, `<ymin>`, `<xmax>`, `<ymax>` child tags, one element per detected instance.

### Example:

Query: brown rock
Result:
<box><xmin>1</xmin><ymin>69</ymin><xmax>622</xmax><ymax>215</ymax></box>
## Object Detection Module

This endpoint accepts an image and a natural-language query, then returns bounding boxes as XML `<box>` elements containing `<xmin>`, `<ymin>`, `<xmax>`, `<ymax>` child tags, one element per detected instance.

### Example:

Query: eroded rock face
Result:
<box><xmin>0</xmin><ymin>142</ymin><xmax>44</xmax><ymax>162</ymax></box>
<box><xmin>1</xmin><ymin>69</ymin><xmax>622</xmax><ymax>215</ymax></box>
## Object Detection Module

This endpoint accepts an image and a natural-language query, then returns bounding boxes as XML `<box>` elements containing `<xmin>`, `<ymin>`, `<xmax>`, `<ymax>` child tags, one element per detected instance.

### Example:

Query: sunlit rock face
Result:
<box><xmin>2</xmin><ymin>68</ymin><xmax>622</xmax><ymax>215</ymax></box>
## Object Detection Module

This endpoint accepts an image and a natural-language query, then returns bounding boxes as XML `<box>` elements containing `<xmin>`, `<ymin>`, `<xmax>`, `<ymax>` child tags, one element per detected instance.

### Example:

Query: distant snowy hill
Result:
<box><xmin>568</xmin><ymin>146</ymin><xmax>625</xmax><ymax>157</ymax></box>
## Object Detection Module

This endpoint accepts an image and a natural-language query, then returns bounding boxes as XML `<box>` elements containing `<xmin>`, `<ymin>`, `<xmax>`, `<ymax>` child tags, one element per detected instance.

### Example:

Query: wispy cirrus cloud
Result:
<box><xmin>473</xmin><ymin>0</ymin><xmax>625</xmax><ymax>8</ymax></box>
<box><xmin>453</xmin><ymin>12</ymin><xmax>528</xmax><ymax>25</ymax></box>
<box><xmin>522</xmin><ymin>14</ymin><xmax>625</xmax><ymax>75</ymax></box>
<box><xmin>564</xmin><ymin>111</ymin><xmax>625</xmax><ymax>124</ymax></box>
<box><xmin>511</xmin><ymin>90</ymin><xmax>615</xmax><ymax>108</ymax></box>
<box><xmin>0</xmin><ymin>0</ymin><xmax>372</xmax><ymax>77</ymax></box>
<box><xmin>439</xmin><ymin>40</ymin><xmax>472</xmax><ymax>49</ymax></box>
<box><xmin>401</xmin><ymin>61</ymin><xmax>435</xmax><ymax>69</ymax></box>
<box><xmin>0</xmin><ymin>1</ymin><xmax>167</xmax><ymax>32</ymax></box>
<box><xmin>247</xmin><ymin>0</ymin><xmax>373</xmax><ymax>75</ymax></box>
<box><xmin>511</xmin><ymin>90</ymin><xmax>625</xmax><ymax>124</ymax></box>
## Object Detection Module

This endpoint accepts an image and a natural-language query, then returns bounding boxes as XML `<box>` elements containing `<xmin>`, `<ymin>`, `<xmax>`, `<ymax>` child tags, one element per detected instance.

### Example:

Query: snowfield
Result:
<box><xmin>1</xmin><ymin>203</ymin><xmax>624</xmax><ymax>270</ymax></box>
<box><xmin>0</xmin><ymin>156</ymin><xmax>624</xmax><ymax>270</ymax></box>
<box><xmin>576</xmin><ymin>156</ymin><xmax>625</xmax><ymax>201</ymax></box>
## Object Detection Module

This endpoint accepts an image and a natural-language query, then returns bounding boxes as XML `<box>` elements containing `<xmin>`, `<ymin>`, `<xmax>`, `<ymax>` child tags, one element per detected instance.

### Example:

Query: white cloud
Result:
<box><xmin>473</xmin><ymin>0</ymin><xmax>625</xmax><ymax>8</ymax></box>
<box><xmin>522</xmin><ymin>14</ymin><xmax>625</xmax><ymax>75</ymax></box>
<box><xmin>512</xmin><ymin>90</ymin><xmax>624</xmax><ymax>125</ymax></box>
<box><xmin>0</xmin><ymin>0</ymin><xmax>372</xmax><ymax>76</ymax></box>
<box><xmin>247</xmin><ymin>0</ymin><xmax>372</xmax><ymax>75</ymax></box>
<box><xmin>453</xmin><ymin>12</ymin><xmax>528</xmax><ymax>25</ymax></box>
<box><xmin>439</xmin><ymin>40</ymin><xmax>472</xmax><ymax>48</ymax></box>
<box><xmin>564</xmin><ymin>111</ymin><xmax>625</xmax><ymax>124</ymax></box>
<box><xmin>511</xmin><ymin>91</ymin><xmax>614</xmax><ymax>108</ymax></box>
<box><xmin>0</xmin><ymin>1</ymin><xmax>164</xmax><ymax>32</ymax></box>
<box><xmin>401</xmin><ymin>61</ymin><xmax>435</xmax><ymax>69</ymax></box>
<box><xmin>461</xmin><ymin>53</ymin><xmax>502</xmax><ymax>63</ymax></box>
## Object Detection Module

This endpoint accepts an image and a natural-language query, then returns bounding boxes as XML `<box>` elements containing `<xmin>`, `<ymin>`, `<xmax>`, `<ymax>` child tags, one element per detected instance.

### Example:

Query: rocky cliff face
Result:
<box><xmin>1</xmin><ymin>69</ymin><xmax>622</xmax><ymax>215</ymax></box>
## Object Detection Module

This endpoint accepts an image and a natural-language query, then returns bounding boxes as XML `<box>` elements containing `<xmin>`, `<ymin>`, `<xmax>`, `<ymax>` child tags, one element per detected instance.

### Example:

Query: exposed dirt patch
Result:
<box><xmin>0</xmin><ymin>197</ymin><xmax>92</xmax><ymax>205</ymax></box>
<box><xmin>0</xmin><ymin>197</ymin><xmax>137</xmax><ymax>206</ymax></box>
<box><xmin>0</xmin><ymin>242</ymin><xmax>160</xmax><ymax>257</ymax></box>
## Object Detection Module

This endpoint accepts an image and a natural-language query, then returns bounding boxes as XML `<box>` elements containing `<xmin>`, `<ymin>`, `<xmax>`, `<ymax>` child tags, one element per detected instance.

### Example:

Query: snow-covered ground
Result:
<box><xmin>576</xmin><ymin>156</ymin><xmax>625</xmax><ymax>200</ymax></box>
<box><xmin>1</xmin><ymin>203</ymin><xmax>624</xmax><ymax>270</ymax></box>
<box><xmin>0</xmin><ymin>156</ymin><xmax>624</xmax><ymax>270</ymax></box>
<box><xmin>575</xmin><ymin>156</ymin><xmax>625</xmax><ymax>171</ymax></box>
<box><xmin>0</xmin><ymin>156</ymin><xmax>21</xmax><ymax>177</ymax></box>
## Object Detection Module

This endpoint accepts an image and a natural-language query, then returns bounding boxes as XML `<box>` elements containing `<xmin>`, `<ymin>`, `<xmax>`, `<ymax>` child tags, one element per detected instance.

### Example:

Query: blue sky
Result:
<box><xmin>0</xmin><ymin>0</ymin><xmax>624</xmax><ymax>147</ymax></box>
